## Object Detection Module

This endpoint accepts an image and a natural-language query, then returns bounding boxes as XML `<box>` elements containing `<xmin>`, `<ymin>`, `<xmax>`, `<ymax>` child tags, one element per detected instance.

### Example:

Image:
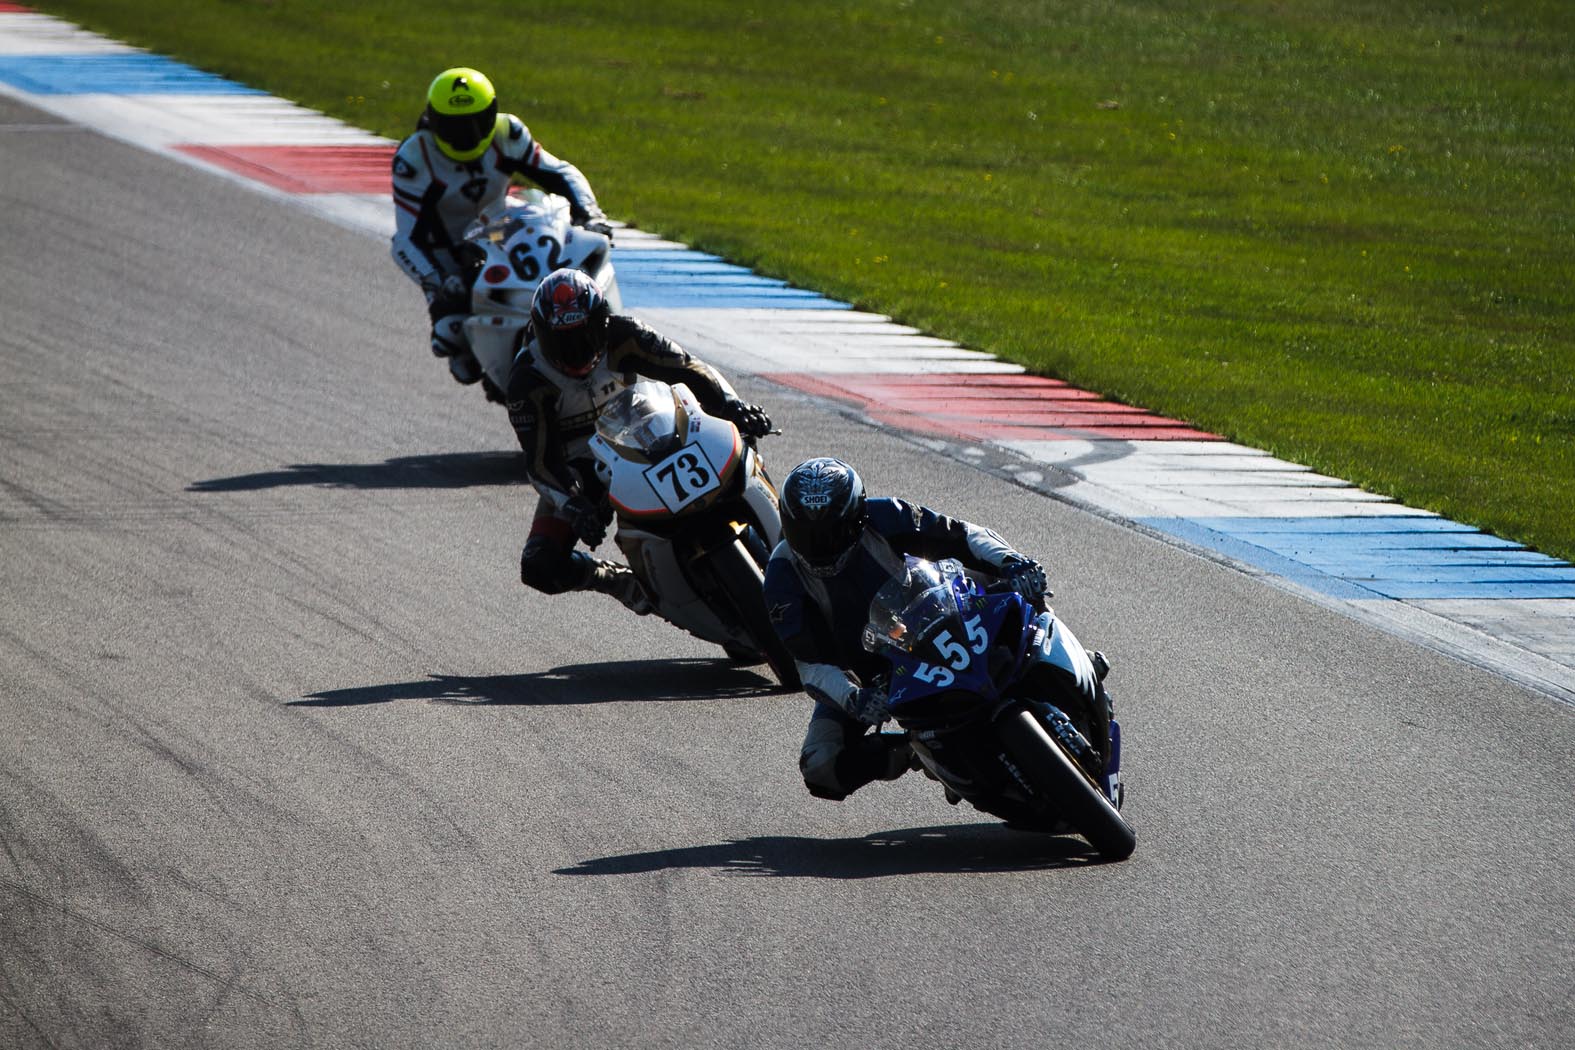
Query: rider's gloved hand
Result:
<box><xmin>1000</xmin><ymin>555</ymin><xmax>1051</xmax><ymax>603</ymax></box>
<box><xmin>421</xmin><ymin>272</ymin><xmax>469</xmax><ymax>316</ymax></box>
<box><xmin>564</xmin><ymin>496</ymin><xmax>609</xmax><ymax>547</ymax></box>
<box><xmin>720</xmin><ymin>397</ymin><xmax>773</xmax><ymax>439</ymax></box>
<box><xmin>845</xmin><ymin>682</ymin><xmax>889</xmax><ymax>726</ymax></box>
<box><xmin>579</xmin><ymin>218</ymin><xmax>615</xmax><ymax>241</ymax></box>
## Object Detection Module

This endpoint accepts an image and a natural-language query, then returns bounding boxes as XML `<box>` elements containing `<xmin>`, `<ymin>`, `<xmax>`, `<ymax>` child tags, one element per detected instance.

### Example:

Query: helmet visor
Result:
<box><xmin>782</xmin><ymin>510</ymin><xmax>864</xmax><ymax>572</ymax></box>
<box><xmin>538</xmin><ymin>321</ymin><xmax>603</xmax><ymax>378</ymax></box>
<box><xmin>429</xmin><ymin>102</ymin><xmax>497</xmax><ymax>154</ymax></box>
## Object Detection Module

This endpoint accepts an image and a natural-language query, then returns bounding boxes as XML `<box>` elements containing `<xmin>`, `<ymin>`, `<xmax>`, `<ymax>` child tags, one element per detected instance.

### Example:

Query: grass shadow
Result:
<box><xmin>290</xmin><ymin>658</ymin><xmax>788</xmax><ymax>708</ymax></box>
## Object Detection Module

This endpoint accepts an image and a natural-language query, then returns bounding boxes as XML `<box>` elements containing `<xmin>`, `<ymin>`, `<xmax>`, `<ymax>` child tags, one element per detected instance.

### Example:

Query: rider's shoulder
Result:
<box><xmin>391</xmin><ymin>133</ymin><xmax>431</xmax><ymax>180</ymax></box>
<box><xmin>504</xmin><ymin>348</ymin><xmax>555</xmax><ymax>399</ymax></box>
<box><xmin>606</xmin><ymin>314</ymin><xmax>671</xmax><ymax>357</ymax></box>
<box><xmin>495</xmin><ymin>113</ymin><xmax>533</xmax><ymax>152</ymax></box>
<box><xmin>865</xmin><ymin>497</ymin><xmax>917</xmax><ymax>531</ymax></box>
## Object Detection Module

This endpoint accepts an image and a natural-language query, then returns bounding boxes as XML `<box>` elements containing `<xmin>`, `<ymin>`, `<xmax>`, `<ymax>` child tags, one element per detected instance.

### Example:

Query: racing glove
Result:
<box><xmin>579</xmin><ymin>218</ymin><xmax>616</xmax><ymax>241</ymax></box>
<box><xmin>999</xmin><ymin>555</ymin><xmax>1051</xmax><ymax>603</ymax></box>
<box><xmin>421</xmin><ymin>272</ymin><xmax>469</xmax><ymax>320</ymax></box>
<box><xmin>564</xmin><ymin>496</ymin><xmax>610</xmax><ymax>548</ymax></box>
<box><xmin>719</xmin><ymin>397</ymin><xmax>773</xmax><ymax>439</ymax></box>
<box><xmin>845</xmin><ymin>681</ymin><xmax>889</xmax><ymax>726</ymax></box>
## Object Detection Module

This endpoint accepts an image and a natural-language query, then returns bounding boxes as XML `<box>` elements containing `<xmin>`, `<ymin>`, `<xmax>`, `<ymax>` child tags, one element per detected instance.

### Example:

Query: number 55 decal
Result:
<box><xmin>914</xmin><ymin>616</ymin><xmax>989</xmax><ymax>689</ymax></box>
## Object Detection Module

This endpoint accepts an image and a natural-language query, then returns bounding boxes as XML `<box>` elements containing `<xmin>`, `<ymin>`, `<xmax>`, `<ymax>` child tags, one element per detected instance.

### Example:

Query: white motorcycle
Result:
<box><xmin>459</xmin><ymin>189</ymin><xmax>621</xmax><ymax>396</ymax></box>
<box><xmin>588</xmin><ymin>380</ymin><xmax>799</xmax><ymax>688</ymax></box>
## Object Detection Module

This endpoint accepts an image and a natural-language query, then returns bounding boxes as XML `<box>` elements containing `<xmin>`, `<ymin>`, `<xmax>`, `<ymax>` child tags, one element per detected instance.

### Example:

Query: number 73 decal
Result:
<box><xmin>912</xmin><ymin>615</ymin><xmax>988</xmax><ymax>687</ymax></box>
<box><xmin>642</xmin><ymin>442</ymin><xmax>723</xmax><ymax>513</ymax></box>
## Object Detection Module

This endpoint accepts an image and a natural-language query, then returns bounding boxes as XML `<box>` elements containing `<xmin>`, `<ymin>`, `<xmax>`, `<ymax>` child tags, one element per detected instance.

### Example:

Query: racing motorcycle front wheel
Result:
<box><xmin>698</xmin><ymin>539</ymin><xmax>801</xmax><ymax>690</ymax></box>
<box><xmin>995</xmin><ymin>703</ymin><xmax>1136</xmax><ymax>861</ymax></box>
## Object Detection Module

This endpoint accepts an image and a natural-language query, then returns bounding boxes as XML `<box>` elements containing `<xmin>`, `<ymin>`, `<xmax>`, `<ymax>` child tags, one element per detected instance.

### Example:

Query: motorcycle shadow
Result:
<box><xmin>555</xmin><ymin>823</ymin><xmax>1102</xmax><ymax>879</ymax></box>
<box><xmin>188</xmin><ymin>451</ymin><xmax>526</xmax><ymax>492</ymax></box>
<box><xmin>291</xmin><ymin>658</ymin><xmax>787</xmax><ymax>708</ymax></box>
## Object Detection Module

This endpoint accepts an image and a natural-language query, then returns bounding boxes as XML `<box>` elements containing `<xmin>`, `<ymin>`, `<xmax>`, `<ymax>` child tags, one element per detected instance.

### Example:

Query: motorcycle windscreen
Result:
<box><xmin>595</xmin><ymin>380</ymin><xmax>683</xmax><ymax>453</ymax></box>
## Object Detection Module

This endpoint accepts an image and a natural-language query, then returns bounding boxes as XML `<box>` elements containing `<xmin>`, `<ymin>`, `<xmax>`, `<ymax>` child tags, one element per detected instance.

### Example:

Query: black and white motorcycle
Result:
<box><xmin>588</xmin><ymin>379</ymin><xmax>799</xmax><ymax>688</ymax></box>
<box><xmin>459</xmin><ymin>190</ymin><xmax>620</xmax><ymax>396</ymax></box>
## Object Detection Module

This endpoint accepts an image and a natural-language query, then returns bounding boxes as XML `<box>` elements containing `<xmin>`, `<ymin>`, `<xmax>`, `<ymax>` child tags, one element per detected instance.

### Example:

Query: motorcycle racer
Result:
<box><xmin>507</xmin><ymin>268</ymin><xmax>773</xmax><ymax>613</ymax></box>
<box><xmin>390</xmin><ymin>67</ymin><xmax>612</xmax><ymax>396</ymax></box>
<box><xmin>763</xmin><ymin>457</ymin><xmax>1051</xmax><ymax>802</ymax></box>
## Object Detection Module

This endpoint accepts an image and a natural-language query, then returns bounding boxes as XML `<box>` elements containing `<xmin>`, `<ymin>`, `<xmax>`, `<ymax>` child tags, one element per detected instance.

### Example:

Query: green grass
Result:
<box><xmin>32</xmin><ymin>0</ymin><xmax>1575</xmax><ymax>561</ymax></box>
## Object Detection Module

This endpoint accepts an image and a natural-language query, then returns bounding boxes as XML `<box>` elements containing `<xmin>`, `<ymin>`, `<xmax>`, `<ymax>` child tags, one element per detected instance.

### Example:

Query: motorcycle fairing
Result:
<box><xmin>591</xmin><ymin>382</ymin><xmax>742</xmax><ymax>519</ymax></box>
<box><xmin>882</xmin><ymin>591</ymin><xmax>1017</xmax><ymax>708</ymax></box>
<box><xmin>460</xmin><ymin>190</ymin><xmax>620</xmax><ymax>390</ymax></box>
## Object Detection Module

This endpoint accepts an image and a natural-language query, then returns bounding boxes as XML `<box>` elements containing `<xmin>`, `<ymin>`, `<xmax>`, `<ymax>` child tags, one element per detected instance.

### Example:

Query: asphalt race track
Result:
<box><xmin>2</xmin><ymin>94</ymin><xmax>1573</xmax><ymax>1050</ymax></box>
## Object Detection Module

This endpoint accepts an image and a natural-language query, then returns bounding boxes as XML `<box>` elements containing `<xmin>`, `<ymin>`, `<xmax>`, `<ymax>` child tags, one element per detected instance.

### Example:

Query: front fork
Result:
<box><xmin>1033</xmin><ymin>610</ymin><xmax>1125</xmax><ymax>810</ymax></box>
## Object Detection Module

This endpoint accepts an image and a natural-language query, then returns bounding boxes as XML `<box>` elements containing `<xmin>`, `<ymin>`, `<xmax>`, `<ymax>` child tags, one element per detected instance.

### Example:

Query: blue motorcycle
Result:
<box><xmin>863</xmin><ymin>557</ymin><xmax>1135</xmax><ymax>861</ymax></box>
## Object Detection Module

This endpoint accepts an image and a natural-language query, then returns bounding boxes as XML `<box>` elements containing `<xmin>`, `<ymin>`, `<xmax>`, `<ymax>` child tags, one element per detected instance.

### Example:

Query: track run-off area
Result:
<box><xmin>2</xmin><ymin>9</ymin><xmax>1573</xmax><ymax>1049</ymax></box>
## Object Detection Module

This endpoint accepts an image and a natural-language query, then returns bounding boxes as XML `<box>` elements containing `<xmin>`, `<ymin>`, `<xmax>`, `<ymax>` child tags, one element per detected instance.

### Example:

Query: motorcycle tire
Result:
<box><xmin>702</xmin><ymin>539</ymin><xmax>801</xmax><ymax>690</ymax></box>
<box><xmin>995</xmin><ymin>703</ymin><xmax>1136</xmax><ymax>861</ymax></box>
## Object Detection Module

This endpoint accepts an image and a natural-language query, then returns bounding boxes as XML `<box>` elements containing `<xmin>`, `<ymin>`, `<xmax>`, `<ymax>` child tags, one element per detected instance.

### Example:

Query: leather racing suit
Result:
<box><xmin>762</xmin><ymin>498</ymin><xmax>1033</xmax><ymax>800</ymax></box>
<box><xmin>390</xmin><ymin>114</ymin><xmax>608</xmax><ymax>378</ymax></box>
<box><xmin>505</xmin><ymin>314</ymin><xmax>749</xmax><ymax>606</ymax></box>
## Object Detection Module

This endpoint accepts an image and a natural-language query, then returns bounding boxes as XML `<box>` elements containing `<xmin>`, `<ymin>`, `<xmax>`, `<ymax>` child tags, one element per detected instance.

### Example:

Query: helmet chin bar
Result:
<box><xmin>796</xmin><ymin>538</ymin><xmax>860</xmax><ymax>578</ymax></box>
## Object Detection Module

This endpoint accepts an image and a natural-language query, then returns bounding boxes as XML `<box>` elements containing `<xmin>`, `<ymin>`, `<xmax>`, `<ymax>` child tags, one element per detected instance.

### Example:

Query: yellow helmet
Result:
<box><xmin>424</xmin><ymin>67</ymin><xmax>501</xmax><ymax>162</ymax></box>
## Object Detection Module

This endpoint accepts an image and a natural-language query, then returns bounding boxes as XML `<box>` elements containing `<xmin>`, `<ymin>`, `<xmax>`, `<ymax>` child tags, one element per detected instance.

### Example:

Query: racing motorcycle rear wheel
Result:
<box><xmin>995</xmin><ymin>703</ymin><xmax>1136</xmax><ymax>861</ymax></box>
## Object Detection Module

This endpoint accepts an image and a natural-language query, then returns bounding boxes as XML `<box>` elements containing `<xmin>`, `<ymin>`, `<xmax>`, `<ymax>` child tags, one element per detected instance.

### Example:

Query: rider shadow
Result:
<box><xmin>290</xmin><ymin>658</ymin><xmax>787</xmax><ymax>708</ymax></box>
<box><xmin>188</xmin><ymin>451</ymin><xmax>526</xmax><ymax>493</ymax></box>
<box><xmin>555</xmin><ymin>823</ymin><xmax>1098</xmax><ymax>879</ymax></box>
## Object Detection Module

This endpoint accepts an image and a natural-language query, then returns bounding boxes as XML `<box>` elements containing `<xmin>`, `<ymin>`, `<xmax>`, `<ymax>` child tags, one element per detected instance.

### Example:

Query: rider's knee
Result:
<box><xmin>799</xmin><ymin>716</ymin><xmax>851</xmax><ymax>801</ymax></box>
<box><xmin>520</xmin><ymin>538</ymin><xmax>584</xmax><ymax>595</ymax></box>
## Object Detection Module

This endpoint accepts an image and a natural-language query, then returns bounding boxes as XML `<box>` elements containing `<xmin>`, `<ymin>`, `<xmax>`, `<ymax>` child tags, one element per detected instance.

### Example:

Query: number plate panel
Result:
<box><xmin>642</xmin><ymin>443</ymin><xmax>723</xmax><ymax>513</ymax></box>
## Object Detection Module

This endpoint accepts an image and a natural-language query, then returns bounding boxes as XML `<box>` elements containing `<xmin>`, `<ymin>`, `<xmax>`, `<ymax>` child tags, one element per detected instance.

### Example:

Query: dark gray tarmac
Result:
<box><xmin>2</xmin><ymin>95</ymin><xmax>1572</xmax><ymax>1049</ymax></box>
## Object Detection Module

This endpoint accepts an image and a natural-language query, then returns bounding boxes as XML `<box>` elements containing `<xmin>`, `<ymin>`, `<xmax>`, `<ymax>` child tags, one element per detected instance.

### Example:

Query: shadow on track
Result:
<box><xmin>188</xmin><ymin>451</ymin><xmax>525</xmax><ymax>492</ymax></box>
<box><xmin>555</xmin><ymin>824</ymin><xmax>1095</xmax><ymax>878</ymax></box>
<box><xmin>291</xmin><ymin>658</ymin><xmax>788</xmax><ymax>708</ymax></box>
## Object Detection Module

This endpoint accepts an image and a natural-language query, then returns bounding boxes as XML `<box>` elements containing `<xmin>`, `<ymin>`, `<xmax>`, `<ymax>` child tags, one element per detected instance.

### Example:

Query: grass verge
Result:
<box><xmin>30</xmin><ymin>0</ymin><xmax>1575</xmax><ymax>561</ymax></box>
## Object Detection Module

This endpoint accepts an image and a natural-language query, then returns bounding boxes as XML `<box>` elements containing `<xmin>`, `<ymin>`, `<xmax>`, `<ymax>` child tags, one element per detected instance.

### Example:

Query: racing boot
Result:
<box><xmin>853</xmin><ymin>730</ymin><xmax>916</xmax><ymax>785</ymax></box>
<box><xmin>582</xmin><ymin>558</ymin><xmax>655</xmax><ymax>616</ymax></box>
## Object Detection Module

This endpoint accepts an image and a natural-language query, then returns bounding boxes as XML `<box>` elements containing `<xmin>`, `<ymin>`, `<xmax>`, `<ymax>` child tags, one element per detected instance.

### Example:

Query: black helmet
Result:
<box><xmin>780</xmin><ymin>457</ymin><xmax>868</xmax><ymax>576</ymax></box>
<box><xmin>530</xmin><ymin>268</ymin><xmax>610</xmax><ymax>378</ymax></box>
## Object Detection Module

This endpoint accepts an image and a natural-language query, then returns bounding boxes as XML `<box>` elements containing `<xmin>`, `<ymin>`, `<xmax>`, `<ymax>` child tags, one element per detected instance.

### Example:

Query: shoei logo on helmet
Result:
<box><xmin>796</xmin><ymin>470</ymin><xmax>838</xmax><ymax>511</ymax></box>
<box><xmin>448</xmin><ymin>92</ymin><xmax>475</xmax><ymax>108</ymax></box>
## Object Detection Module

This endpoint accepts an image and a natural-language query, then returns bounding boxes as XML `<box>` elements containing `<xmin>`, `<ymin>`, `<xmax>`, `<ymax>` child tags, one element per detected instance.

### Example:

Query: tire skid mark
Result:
<box><xmin>0</xmin><ymin>626</ymin><xmax>317</xmax><ymax>851</ymax></box>
<box><xmin>281</xmin><ymin>707</ymin><xmax>482</xmax><ymax>855</ymax></box>
<box><xmin>0</xmin><ymin>878</ymin><xmax>284</xmax><ymax>1009</ymax></box>
<box><xmin>0</xmin><ymin>773</ymin><xmax>143</xmax><ymax>903</ymax></box>
<box><xmin>191</xmin><ymin>501</ymin><xmax>437</xmax><ymax>663</ymax></box>
<box><xmin>0</xmin><ymin>980</ymin><xmax>62</xmax><ymax>1050</ymax></box>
